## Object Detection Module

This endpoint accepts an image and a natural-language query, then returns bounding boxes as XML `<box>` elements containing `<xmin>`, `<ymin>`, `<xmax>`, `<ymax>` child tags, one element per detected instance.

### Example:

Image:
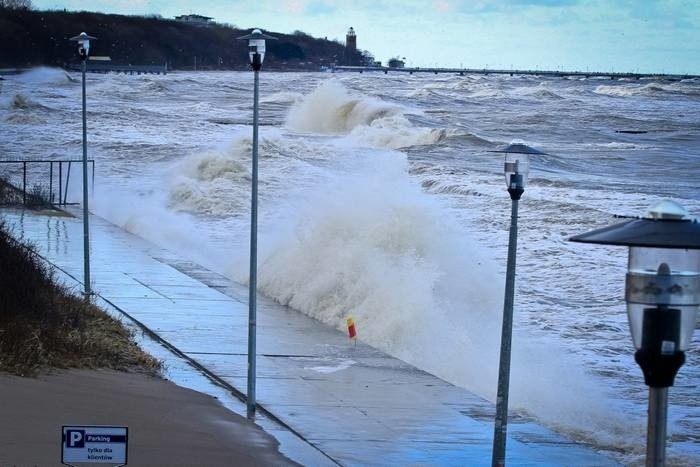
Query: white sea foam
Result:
<box><xmin>513</xmin><ymin>84</ymin><xmax>564</xmax><ymax>100</ymax></box>
<box><xmin>227</xmin><ymin>148</ymin><xmax>638</xmax><ymax>451</ymax></box>
<box><xmin>287</xmin><ymin>80</ymin><xmax>453</xmax><ymax>149</ymax></box>
<box><xmin>165</xmin><ymin>130</ymin><xmax>335</xmax><ymax>216</ymax></box>
<box><xmin>6</xmin><ymin>93</ymin><xmax>51</xmax><ymax>111</ymax></box>
<box><xmin>594</xmin><ymin>82</ymin><xmax>700</xmax><ymax>97</ymax></box>
<box><xmin>139</xmin><ymin>79</ymin><xmax>170</xmax><ymax>93</ymax></box>
<box><xmin>345</xmin><ymin>114</ymin><xmax>451</xmax><ymax>149</ymax></box>
<box><xmin>296</xmin><ymin>357</ymin><xmax>356</xmax><ymax>374</ymax></box>
<box><xmin>91</xmin><ymin>187</ymin><xmax>215</xmax><ymax>269</ymax></box>
<box><xmin>166</xmin><ymin>135</ymin><xmax>252</xmax><ymax>216</ymax></box>
<box><xmin>261</xmin><ymin>91</ymin><xmax>303</xmax><ymax>104</ymax></box>
<box><xmin>286</xmin><ymin>80</ymin><xmax>401</xmax><ymax>133</ymax></box>
<box><xmin>586</xmin><ymin>141</ymin><xmax>654</xmax><ymax>150</ymax></box>
<box><xmin>4</xmin><ymin>70</ymin><xmax>697</xmax><ymax>463</ymax></box>
<box><xmin>17</xmin><ymin>66</ymin><xmax>76</xmax><ymax>85</ymax></box>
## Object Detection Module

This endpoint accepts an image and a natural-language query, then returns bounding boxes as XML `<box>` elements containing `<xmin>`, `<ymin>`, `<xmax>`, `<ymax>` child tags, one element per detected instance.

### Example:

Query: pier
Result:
<box><xmin>333</xmin><ymin>65</ymin><xmax>699</xmax><ymax>81</ymax></box>
<box><xmin>64</xmin><ymin>62</ymin><xmax>167</xmax><ymax>75</ymax></box>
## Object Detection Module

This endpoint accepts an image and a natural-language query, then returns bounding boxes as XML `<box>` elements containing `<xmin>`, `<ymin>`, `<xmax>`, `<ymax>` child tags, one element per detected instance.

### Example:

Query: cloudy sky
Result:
<box><xmin>33</xmin><ymin>0</ymin><xmax>699</xmax><ymax>74</ymax></box>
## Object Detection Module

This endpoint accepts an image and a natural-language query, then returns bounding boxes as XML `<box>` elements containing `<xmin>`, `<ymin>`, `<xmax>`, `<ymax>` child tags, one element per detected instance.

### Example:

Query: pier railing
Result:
<box><xmin>332</xmin><ymin>66</ymin><xmax>699</xmax><ymax>81</ymax></box>
<box><xmin>0</xmin><ymin>159</ymin><xmax>95</xmax><ymax>207</ymax></box>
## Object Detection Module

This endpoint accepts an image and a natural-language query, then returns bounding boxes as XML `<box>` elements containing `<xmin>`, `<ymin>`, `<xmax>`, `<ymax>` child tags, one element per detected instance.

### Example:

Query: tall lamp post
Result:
<box><xmin>571</xmin><ymin>200</ymin><xmax>700</xmax><ymax>466</ymax></box>
<box><xmin>490</xmin><ymin>143</ymin><xmax>547</xmax><ymax>467</ymax></box>
<box><xmin>237</xmin><ymin>28</ymin><xmax>276</xmax><ymax>419</ymax></box>
<box><xmin>69</xmin><ymin>32</ymin><xmax>96</xmax><ymax>298</ymax></box>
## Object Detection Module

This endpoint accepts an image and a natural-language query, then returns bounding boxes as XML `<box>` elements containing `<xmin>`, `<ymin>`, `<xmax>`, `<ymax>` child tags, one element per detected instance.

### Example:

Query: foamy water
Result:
<box><xmin>1</xmin><ymin>67</ymin><xmax>699</xmax><ymax>464</ymax></box>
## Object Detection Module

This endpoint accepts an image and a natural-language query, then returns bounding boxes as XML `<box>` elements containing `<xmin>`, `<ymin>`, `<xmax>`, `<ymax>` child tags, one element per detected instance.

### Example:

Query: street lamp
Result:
<box><xmin>490</xmin><ymin>143</ymin><xmax>547</xmax><ymax>467</ymax></box>
<box><xmin>571</xmin><ymin>200</ymin><xmax>700</xmax><ymax>466</ymax></box>
<box><xmin>69</xmin><ymin>32</ymin><xmax>96</xmax><ymax>298</ymax></box>
<box><xmin>237</xmin><ymin>28</ymin><xmax>276</xmax><ymax>419</ymax></box>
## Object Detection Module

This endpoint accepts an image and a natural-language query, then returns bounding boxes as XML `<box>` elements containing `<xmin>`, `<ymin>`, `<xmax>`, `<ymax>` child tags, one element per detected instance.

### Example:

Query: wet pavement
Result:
<box><xmin>2</xmin><ymin>207</ymin><xmax>620</xmax><ymax>466</ymax></box>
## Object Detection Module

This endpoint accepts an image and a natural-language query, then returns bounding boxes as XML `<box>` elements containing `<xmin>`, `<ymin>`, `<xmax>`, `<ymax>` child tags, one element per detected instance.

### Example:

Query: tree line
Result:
<box><xmin>0</xmin><ymin>6</ymin><xmax>373</xmax><ymax>70</ymax></box>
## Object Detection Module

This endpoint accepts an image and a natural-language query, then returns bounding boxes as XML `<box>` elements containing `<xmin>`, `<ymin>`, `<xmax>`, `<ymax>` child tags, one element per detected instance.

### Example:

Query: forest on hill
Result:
<box><xmin>0</xmin><ymin>5</ymin><xmax>375</xmax><ymax>70</ymax></box>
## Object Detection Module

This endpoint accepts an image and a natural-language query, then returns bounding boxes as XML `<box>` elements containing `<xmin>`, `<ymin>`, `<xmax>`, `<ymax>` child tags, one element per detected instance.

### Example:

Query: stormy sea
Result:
<box><xmin>1</xmin><ymin>68</ymin><xmax>698</xmax><ymax>464</ymax></box>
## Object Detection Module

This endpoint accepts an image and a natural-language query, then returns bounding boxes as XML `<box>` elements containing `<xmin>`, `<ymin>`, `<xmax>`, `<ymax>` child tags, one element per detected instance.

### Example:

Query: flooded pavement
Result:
<box><xmin>2</xmin><ymin>207</ymin><xmax>620</xmax><ymax>466</ymax></box>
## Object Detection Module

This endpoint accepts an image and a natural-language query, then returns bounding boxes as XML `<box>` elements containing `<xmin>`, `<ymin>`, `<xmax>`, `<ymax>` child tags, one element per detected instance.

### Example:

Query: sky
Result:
<box><xmin>32</xmin><ymin>0</ymin><xmax>700</xmax><ymax>74</ymax></box>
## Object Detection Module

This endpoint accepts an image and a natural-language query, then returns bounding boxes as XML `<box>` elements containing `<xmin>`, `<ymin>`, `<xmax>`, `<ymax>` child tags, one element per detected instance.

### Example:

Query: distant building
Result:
<box><xmin>175</xmin><ymin>14</ymin><xmax>214</xmax><ymax>26</ymax></box>
<box><xmin>346</xmin><ymin>27</ymin><xmax>357</xmax><ymax>52</ymax></box>
<box><xmin>388</xmin><ymin>57</ymin><xmax>405</xmax><ymax>68</ymax></box>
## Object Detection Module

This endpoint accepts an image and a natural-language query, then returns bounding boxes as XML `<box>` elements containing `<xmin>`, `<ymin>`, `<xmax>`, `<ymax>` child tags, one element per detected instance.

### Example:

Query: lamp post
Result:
<box><xmin>237</xmin><ymin>28</ymin><xmax>276</xmax><ymax>419</ymax></box>
<box><xmin>490</xmin><ymin>143</ymin><xmax>546</xmax><ymax>467</ymax></box>
<box><xmin>69</xmin><ymin>32</ymin><xmax>96</xmax><ymax>298</ymax></box>
<box><xmin>571</xmin><ymin>200</ymin><xmax>700</xmax><ymax>466</ymax></box>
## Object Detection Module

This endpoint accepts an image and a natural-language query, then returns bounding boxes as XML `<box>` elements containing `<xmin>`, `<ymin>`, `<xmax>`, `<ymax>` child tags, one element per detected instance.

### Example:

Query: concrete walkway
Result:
<box><xmin>3</xmin><ymin>208</ymin><xmax>619</xmax><ymax>466</ymax></box>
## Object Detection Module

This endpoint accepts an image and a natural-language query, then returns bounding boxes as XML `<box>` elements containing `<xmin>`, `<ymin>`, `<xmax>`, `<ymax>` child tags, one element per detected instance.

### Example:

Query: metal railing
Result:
<box><xmin>0</xmin><ymin>159</ymin><xmax>95</xmax><ymax>206</ymax></box>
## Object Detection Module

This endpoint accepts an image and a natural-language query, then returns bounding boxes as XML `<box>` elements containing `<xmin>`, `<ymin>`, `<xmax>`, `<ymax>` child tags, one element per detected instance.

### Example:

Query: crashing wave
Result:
<box><xmin>287</xmin><ymin>80</ymin><xmax>459</xmax><ymax>149</ymax></box>
<box><xmin>285</xmin><ymin>80</ymin><xmax>402</xmax><ymax>133</ymax></box>
<box><xmin>594</xmin><ymin>82</ymin><xmax>700</xmax><ymax>97</ymax></box>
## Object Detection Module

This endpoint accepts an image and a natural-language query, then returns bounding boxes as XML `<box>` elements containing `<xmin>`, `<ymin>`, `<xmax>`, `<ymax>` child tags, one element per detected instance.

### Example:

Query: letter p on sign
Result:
<box><xmin>67</xmin><ymin>430</ymin><xmax>85</xmax><ymax>448</ymax></box>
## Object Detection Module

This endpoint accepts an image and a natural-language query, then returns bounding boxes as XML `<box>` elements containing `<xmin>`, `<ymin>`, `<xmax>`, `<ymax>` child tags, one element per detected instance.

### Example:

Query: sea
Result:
<box><xmin>1</xmin><ymin>67</ymin><xmax>698</xmax><ymax>465</ymax></box>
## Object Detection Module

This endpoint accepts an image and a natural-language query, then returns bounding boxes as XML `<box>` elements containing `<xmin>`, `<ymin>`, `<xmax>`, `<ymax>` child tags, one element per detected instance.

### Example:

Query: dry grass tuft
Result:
<box><xmin>0</xmin><ymin>221</ymin><xmax>162</xmax><ymax>376</ymax></box>
<box><xmin>0</xmin><ymin>177</ymin><xmax>52</xmax><ymax>209</ymax></box>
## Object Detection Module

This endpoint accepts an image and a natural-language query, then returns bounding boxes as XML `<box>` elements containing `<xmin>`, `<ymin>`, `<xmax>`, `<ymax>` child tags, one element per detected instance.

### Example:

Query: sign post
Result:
<box><xmin>61</xmin><ymin>425</ymin><xmax>128</xmax><ymax>466</ymax></box>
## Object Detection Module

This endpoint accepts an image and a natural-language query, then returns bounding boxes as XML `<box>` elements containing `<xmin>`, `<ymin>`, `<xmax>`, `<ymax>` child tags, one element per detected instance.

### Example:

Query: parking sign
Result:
<box><xmin>61</xmin><ymin>426</ymin><xmax>128</xmax><ymax>466</ymax></box>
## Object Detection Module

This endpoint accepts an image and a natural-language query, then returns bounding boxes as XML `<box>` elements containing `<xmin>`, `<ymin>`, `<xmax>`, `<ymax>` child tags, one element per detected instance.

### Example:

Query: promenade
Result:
<box><xmin>2</xmin><ymin>207</ymin><xmax>619</xmax><ymax>466</ymax></box>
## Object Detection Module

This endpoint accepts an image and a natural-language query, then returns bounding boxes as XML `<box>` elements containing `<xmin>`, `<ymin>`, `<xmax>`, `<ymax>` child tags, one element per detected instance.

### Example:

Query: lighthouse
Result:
<box><xmin>346</xmin><ymin>27</ymin><xmax>357</xmax><ymax>52</ymax></box>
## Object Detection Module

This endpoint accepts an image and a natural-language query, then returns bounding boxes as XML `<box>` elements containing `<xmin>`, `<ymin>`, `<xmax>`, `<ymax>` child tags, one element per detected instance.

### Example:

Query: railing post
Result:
<box><xmin>49</xmin><ymin>161</ymin><xmax>54</xmax><ymax>204</ymax></box>
<box><xmin>58</xmin><ymin>162</ymin><xmax>63</xmax><ymax>206</ymax></box>
<box><xmin>22</xmin><ymin>161</ymin><xmax>26</xmax><ymax>205</ymax></box>
<box><xmin>64</xmin><ymin>161</ymin><xmax>71</xmax><ymax>205</ymax></box>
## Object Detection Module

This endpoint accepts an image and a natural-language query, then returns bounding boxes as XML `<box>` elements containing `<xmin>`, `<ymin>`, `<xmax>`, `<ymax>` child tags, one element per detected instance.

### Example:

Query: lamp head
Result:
<box><xmin>69</xmin><ymin>32</ymin><xmax>97</xmax><ymax>59</ymax></box>
<box><xmin>490</xmin><ymin>143</ymin><xmax>547</xmax><ymax>199</ymax></box>
<box><xmin>570</xmin><ymin>200</ymin><xmax>700</xmax><ymax>386</ymax></box>
<box><xmin>237</xmin><ymin>28</ymin><xmax>277</xmax><ymax>70</ymax></box>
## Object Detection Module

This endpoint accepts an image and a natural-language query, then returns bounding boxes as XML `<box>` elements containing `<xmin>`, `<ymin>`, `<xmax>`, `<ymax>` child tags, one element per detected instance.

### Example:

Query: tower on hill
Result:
<box><xmin>344</xmin><ymin>27</ymin><xmax>359</xmax><ymax>65</ymax></box>
<box><xmin>346</xmin><ymin>27</ymin><xmax>357</xmax><ymax>52</ymax></box>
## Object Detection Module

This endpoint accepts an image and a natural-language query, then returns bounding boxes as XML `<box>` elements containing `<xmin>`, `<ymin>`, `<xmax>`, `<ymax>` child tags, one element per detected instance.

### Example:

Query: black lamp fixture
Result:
<box><xmin>571</xmin><ymin>200</ymin><xmax>700</xmax><ymax>466</ymax></box>
<box><xmin>237</xmin><ymin>28</ymin><xmax>277</xmax><ymax>71</ymax></box>
<box><xmin>69</xmin><ymin>32</ymin><xmax>96</xmax><ymax>60</ymax></box>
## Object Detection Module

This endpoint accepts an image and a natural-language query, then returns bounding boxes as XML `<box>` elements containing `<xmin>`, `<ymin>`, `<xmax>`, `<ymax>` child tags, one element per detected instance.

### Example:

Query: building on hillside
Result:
<box><xmin>175</xmin><ymin>14</ymin><xmax>214</xmax><ymax>26</ymax></box>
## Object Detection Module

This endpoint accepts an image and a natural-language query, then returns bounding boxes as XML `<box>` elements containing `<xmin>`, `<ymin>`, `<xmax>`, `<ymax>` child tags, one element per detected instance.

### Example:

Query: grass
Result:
<box><xmin>0</xmin><ymin>177</ymin><xmax>52</xmax><ymax>209</ymax></box>
<box><xmin>0</xmin><ymin>221</ymin><xmax>162</xmax><ymax>376</ymax></box>
<box><xmin>0</xmin><ymin>177</ymin><xmax>24</xmax><ymax>205</ymax></box>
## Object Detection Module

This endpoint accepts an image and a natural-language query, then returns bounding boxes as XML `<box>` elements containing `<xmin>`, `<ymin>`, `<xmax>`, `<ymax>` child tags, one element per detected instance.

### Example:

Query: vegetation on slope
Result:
<box><xmin>0</xmin><ymin>218</ymin><xmax>161</xmax><ymax>376</ymax></box>
<box><xmin>0</xmin><ymin>6</ymin><xmax>374</xmax><ymax>70</ymax></box>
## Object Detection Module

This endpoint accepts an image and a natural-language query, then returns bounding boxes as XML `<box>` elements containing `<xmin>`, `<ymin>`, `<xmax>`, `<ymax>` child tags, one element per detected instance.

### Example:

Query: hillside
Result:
<box><xmin>0</xmin><ymin>7</ymin><xmax>373</xmax><ymax>70</ymax></box>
